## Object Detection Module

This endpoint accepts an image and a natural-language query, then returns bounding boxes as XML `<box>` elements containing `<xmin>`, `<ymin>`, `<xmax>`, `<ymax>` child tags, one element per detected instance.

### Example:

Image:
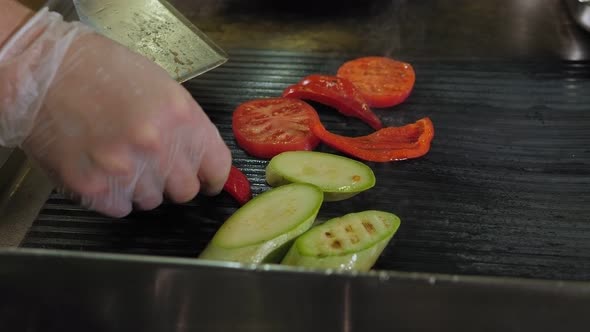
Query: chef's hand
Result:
<box><xmin>0</xmin><ymin>7</ymin><xmax>232</xmax><ymax>217</ymax></box>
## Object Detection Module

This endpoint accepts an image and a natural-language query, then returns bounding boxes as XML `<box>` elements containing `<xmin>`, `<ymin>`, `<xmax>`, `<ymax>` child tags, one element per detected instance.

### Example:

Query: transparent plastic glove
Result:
<box><xmin>0</xmin><ymin>8</ymin><xmax>232</xmax><ymax>217</ymax></box>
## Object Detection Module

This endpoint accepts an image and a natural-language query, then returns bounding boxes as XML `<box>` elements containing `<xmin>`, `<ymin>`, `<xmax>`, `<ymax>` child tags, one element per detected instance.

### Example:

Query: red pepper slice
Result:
<box><xmin>311</xmin><ymin>117</ymin><xmax>434</xmax><ymax>162</ymax></box>
<box><xmin>282</xmin><ymin>74</ymin><xmax>383</xmax><ymax>130</ymax></box>
<box><xmin>223</xmin><ymin>165</ymin><xmax>253</xmax><ymax>205</ymax></box>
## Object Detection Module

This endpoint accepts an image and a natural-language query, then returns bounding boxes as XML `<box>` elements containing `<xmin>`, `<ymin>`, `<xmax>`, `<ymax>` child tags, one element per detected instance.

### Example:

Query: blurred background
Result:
<box><xmin>17</xmin><ymin>0</ymin><xmax>590</xmax><ymax>59</ymax></box>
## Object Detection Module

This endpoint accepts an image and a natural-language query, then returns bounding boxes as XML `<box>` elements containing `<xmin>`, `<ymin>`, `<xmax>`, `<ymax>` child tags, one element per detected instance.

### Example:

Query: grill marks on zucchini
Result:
<box><xmin>307</xmin><ymin>212</ymin><xmax>395</xmax><ymax>257</ymax></box>
<box><xmin>281</xmin><ymin>211</ymin><xmax>401</xmax><ymax>271</ymax></box>
<box><xmin>199</xmin><ymin>150</ymin><xmax>402</xmax><ymax>271</ymax></box>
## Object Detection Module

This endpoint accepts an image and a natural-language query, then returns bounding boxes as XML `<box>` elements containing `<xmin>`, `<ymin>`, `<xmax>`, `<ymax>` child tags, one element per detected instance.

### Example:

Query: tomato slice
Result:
<box><xmin>223</xmin><ymin>165</ymin><xmax>252</xmax><ymax>205</ymax></box>
<box><xmin>232</xmin><ymin>98</ymin><xmax>321</xmax><ymax>159</ymax></box>
<box><xmin>311</xmin><ymin>117</ymin><xmax>434</xmax><ymax>162</ymax></box>
<box><xmin>337</xmin><ymin>56</ymin><xmax>415</xmax><ymax>108</ymax></box>
<box><xmin>282</xmin><ymin>74</ymin><xmax>383</xmax><ymax>130</ymax></box>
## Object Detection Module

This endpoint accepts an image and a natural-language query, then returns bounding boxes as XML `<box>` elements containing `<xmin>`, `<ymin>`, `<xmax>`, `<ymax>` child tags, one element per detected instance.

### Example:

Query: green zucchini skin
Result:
<box><xmin>265</xmin><ymin>151</ymin><xmax>375</xmax><ymax>202</ymax></box>
<box><xmin>281</xmin><ymin>210</ymin><xmax>401</xmax><ymax>271</ymax></box>
<box><xmin>199</xmin><ymin>183</ymin><xmax>324</xmax><ymax>264</ymax></box>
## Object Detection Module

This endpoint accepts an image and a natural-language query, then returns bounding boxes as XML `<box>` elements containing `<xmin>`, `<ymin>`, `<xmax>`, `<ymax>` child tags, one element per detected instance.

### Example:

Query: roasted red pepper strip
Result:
<box><xmin>223</xmin><ymin>165</ymin><xmax>253</xmax><ymax>205</ymax></box>
<box><xmin>282</xmin><ymin>74</ymin><xmax>383</xmax><ymax>130</ymax></box>
<box><xmin>311</xmin><ymin>117</ymin><xmax>434</xmax><ymax>162</ymax></box>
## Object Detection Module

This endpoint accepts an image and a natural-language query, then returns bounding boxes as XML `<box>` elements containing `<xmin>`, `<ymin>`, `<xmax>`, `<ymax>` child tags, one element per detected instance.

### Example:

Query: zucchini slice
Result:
<box><xmin>199</xmin><ymin>183</ymin><xmax>324</xmax><ymax>264</ymax></box>
<box><xmin>266</xmin><ymin>151</ymin><xmax>375</xmax><ymax>201</ymax></box>
<box><xmin>281</xmin><ymin>210</ymin><xmax>400</xmax><ymax>271</ymax></box>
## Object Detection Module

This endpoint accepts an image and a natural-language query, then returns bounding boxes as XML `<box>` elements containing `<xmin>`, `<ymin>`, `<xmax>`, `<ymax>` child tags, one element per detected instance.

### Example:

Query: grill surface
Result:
<box><xmin>21</xmin><ymin>49</ymin><xmax>590</xmax><ymax>281</ymax></box>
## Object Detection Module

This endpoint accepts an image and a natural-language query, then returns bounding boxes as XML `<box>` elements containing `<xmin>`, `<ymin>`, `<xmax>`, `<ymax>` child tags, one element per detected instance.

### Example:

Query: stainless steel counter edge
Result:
<box><xmin>2</xmin><ymin>246</ymin><xmax>589</xmax><ymax>289</ymax></box>
<box><xmin>1</xmin><ymin>247</ymin><xmax>589</xmax><ymax>332</ymax></box>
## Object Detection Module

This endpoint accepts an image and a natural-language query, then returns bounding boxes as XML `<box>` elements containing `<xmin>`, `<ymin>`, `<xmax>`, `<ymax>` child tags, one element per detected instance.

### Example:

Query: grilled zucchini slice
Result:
<box><xmin>199</xmin><ymin>183</ymin><xmax>323</xmax><ymax>264</ymax></box>
<box><xmin>266</xmin><ymin>151</ymin><xmax>375</xmax><ymax>201</ymax></box>
<box><xmin>281</xmin><ymin>210</ymin><xmax>400</xmax><ymax>271</ymax></box>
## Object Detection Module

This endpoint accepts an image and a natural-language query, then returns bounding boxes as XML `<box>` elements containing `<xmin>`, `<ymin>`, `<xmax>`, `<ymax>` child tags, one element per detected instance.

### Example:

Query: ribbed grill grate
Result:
<box><xmin>21</xmin><ymin>49</ymin><xmax>590</xmax><ymax>281</ymax></box>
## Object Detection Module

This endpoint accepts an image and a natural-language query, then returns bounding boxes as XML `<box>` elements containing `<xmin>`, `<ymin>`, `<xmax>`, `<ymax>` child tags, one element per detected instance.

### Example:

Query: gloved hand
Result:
<box><xmin>0</xmin><ymin>7</ymin><xmax>232</xmax><ymax>217</ymax></box>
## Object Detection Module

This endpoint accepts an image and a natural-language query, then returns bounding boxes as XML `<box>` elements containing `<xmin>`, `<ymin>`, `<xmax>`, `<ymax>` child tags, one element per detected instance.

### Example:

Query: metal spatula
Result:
<box><xmin>72</xmin><ymin>0</ymin><xmax>228</xmax><ymax>83</ymax></box>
